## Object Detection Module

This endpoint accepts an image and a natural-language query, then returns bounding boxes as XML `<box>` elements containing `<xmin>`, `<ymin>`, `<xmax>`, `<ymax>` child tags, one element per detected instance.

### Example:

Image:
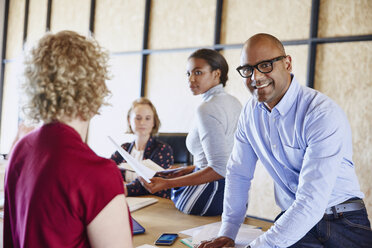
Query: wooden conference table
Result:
<box><xmin>131</xmin><ymin>196</ymin><xmax>273</xmax><ymax>247</ymax></box>
<box><xmin>0</xmin><ymin>159</ymin><xmax>272</xmax><ymax>247</ymax></box>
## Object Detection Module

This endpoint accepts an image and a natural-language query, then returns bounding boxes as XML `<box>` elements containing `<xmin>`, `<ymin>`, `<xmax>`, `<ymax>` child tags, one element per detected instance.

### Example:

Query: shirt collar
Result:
<box><xmin>257</xmin><ymin>74</ymin><xmax>300</xmax><ymax>116</ymax></box>
<box><xmin>202</xmin><ymin>84</ymin><xmax>224</xmax><ymax>102</ymax></box>
<box><xmin>275</xmin><ymin>75</ymin><xmax>300</xmax><ymax>116</ymax></box>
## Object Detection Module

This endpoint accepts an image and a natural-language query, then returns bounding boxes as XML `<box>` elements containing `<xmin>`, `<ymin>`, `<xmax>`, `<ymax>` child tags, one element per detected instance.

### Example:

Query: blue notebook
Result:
<box><xmin>131</xmin><ymin>216</ymin><xmax>145</xmax><ymax>235</ymax></box>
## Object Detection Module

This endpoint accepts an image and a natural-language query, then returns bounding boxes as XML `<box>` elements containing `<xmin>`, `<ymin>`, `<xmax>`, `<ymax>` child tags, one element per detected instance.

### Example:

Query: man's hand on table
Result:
<box><xmin>196</xmin><ymin>236</ymin><xmax>235</xmax><ymax>248</ymax></box>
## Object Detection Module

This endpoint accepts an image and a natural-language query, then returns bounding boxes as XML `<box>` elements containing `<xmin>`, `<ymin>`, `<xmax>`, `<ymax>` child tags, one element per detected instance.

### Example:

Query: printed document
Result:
<box><xmin>119</xmin><ymin>159</ymin><xmax>165</xmax><ymax>173</ymax></box>
<box><xmin>127</xmin><ymin>197</ymin><xmax>158</xmax><ymax>212</ymax></box>
<box><xmin>108</xmin><ymin>136</ymin><xmax>155</xmax><ymax>183</ymax></box>
<box><xmin>180</xmin><ymin>221</ymin><xmax>263</xmax><ymax>248</ymax></box>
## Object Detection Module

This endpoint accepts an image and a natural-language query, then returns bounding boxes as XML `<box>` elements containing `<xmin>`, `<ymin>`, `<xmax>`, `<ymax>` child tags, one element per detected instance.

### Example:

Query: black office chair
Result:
<box><xmin>156</xmin><ymin>133</ymin><xmax>193</xmax><ymax>166</ymax></box>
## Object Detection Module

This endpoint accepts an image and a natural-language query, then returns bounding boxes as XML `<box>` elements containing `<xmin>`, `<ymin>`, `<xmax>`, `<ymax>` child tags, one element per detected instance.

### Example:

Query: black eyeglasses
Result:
<box><xmin>236</xmin><ymin>56</ymin><xmax>286</xmax><ymax>78</ymax></box>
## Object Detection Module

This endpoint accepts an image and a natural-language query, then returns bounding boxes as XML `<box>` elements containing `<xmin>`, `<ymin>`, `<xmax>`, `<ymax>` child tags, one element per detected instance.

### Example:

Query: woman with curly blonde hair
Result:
<box><xmin>23</xmin><ymin>30</ymin><xmax>110</xmax><ymax>123</ymax></box>
<box><xmin>4</xmin><ymin>31</ymin><xmax>133</xmax><ymax>248</ymax></box>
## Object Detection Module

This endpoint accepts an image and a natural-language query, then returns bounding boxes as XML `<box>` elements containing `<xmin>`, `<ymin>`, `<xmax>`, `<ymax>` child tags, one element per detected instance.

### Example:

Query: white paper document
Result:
<box><xmin>180</xmin><ymin>221</ymin><xmax>263</xmax><ymax>248</ymax></box>
<box><xmin>0</xmin><ymin>191</ymin><xmax>4</xmax><ymax>209</ymax></box>
<box><xmin>119</xmin><ymin>159</ymin><xmax>165</xmax><ymax>173</ymax></box>
<box><xmin>126</xmin><ymin>197</ymin><xmax>158</xmax><ymax>212</ymax></box>
<box><xmin>107</xmin><ymin>136</ymin><xmax>156</xmax><ymax>183</ymax></box>
<box><xmin>136</xmin><ymin>245</ymin><xmax>158</xmax><ymax>248</ymax></box>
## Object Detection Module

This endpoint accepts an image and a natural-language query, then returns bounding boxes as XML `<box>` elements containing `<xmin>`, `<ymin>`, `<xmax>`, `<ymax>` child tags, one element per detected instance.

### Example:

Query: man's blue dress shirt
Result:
<box><xmin>219</xmin><ymin>76</ymin><xmax>364</xmax><ymax>247</ymax></box>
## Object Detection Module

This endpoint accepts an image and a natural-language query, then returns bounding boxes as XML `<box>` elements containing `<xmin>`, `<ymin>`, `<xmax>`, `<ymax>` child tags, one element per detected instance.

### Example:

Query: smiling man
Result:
<box><xmin>197</xmin><ymin>33</ymin><xmax>372</xmax><ymax>248</ymax></box>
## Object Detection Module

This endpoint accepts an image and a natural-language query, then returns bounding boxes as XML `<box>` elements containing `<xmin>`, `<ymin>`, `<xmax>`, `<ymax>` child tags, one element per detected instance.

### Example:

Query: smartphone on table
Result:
<box><xmin>154</xmin><ymin>233</ymin><xmax>178</xmax><ymax>246</ymax></box>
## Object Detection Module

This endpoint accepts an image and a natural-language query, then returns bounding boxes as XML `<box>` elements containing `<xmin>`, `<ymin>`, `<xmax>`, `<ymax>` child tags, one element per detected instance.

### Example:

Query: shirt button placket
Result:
<box><xmin>270</xmin><ymin>113</ymin><xmax>280</xmax><ymax>156</ymax></box>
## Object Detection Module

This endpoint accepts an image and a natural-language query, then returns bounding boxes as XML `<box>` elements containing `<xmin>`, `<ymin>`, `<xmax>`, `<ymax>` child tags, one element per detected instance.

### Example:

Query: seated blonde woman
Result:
<box><xmin>3</xmin><ymin>31</ymin><xmax>133</xmax><ymax>248</ymax></box>
<box><xmin>111</xmin><ymin>97</ymin><xmax>174</xmax><ymax>198</ymax></box>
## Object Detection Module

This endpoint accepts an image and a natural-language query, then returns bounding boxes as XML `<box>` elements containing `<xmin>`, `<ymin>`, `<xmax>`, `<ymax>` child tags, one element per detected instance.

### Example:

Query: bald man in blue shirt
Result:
<box><xmin>197</xmin><ymin>33</ymin><xmax>372</xmax><ymax>248</ymax></box>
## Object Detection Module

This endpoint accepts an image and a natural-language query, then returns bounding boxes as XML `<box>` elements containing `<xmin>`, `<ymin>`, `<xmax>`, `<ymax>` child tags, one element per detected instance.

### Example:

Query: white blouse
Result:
<box><xmin>125</xmin><ymin>147</ymin><xmax>144</xmax><ymax>182</ymax></box>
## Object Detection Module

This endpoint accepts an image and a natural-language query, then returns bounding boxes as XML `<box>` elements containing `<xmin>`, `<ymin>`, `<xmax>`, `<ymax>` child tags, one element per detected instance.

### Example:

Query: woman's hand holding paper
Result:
<box><xmin>139</xmin><ymin>177</ymin><xmax>169</xmax><ymax>193</ymax></box>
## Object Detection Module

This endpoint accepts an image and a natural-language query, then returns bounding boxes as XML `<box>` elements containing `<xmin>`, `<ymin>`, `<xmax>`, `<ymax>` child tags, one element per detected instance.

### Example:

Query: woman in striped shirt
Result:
<box><xmin>141</xmin><ymin>49</ymin><xmax>242</xmax><ymax>216</ymax></box>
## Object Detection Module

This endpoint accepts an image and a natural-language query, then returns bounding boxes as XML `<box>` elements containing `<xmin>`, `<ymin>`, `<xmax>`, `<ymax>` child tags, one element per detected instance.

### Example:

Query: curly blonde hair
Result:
<box><xmin>23</xmin><ymin>30</ymin><xmax>110</xmax><ymax>123</ymax></box>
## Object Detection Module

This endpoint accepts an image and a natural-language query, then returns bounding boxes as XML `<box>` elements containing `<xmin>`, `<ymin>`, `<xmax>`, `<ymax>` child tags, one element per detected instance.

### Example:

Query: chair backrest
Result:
<box><xmin>156</xmin><ymin>133</ymin><xmax>193</xmax><ymax>165</ymax></box>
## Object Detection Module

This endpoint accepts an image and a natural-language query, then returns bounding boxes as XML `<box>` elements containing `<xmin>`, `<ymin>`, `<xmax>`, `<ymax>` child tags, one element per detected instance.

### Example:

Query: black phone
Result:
<box><xmin>154</xmin><ymin>233</ymin><xmax>178</xmax><ymax>246</ymax></box>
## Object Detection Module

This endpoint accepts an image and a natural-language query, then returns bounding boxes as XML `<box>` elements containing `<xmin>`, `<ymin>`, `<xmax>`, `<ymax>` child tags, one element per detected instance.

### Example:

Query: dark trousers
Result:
<box><xmin>277</xmin><ymin>201</ymin><xmax>372</xmax><ymax>248</ymax></box>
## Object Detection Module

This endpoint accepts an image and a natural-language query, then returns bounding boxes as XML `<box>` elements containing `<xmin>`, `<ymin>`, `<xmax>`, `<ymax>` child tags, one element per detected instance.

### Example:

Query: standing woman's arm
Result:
<box><xmin>140</xmin><ymin>104</ymin><xmax>227</xmax><ymax>193</ymax></box>
<box><xmin>141</xmin><ymin>166</ymin><xmax>222</xmax><ymax>193</ymax></box>
<box><xmin>196</xmin><ymin>104</ymin><xmax>231</xmax><ymax>178</ymax></box>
